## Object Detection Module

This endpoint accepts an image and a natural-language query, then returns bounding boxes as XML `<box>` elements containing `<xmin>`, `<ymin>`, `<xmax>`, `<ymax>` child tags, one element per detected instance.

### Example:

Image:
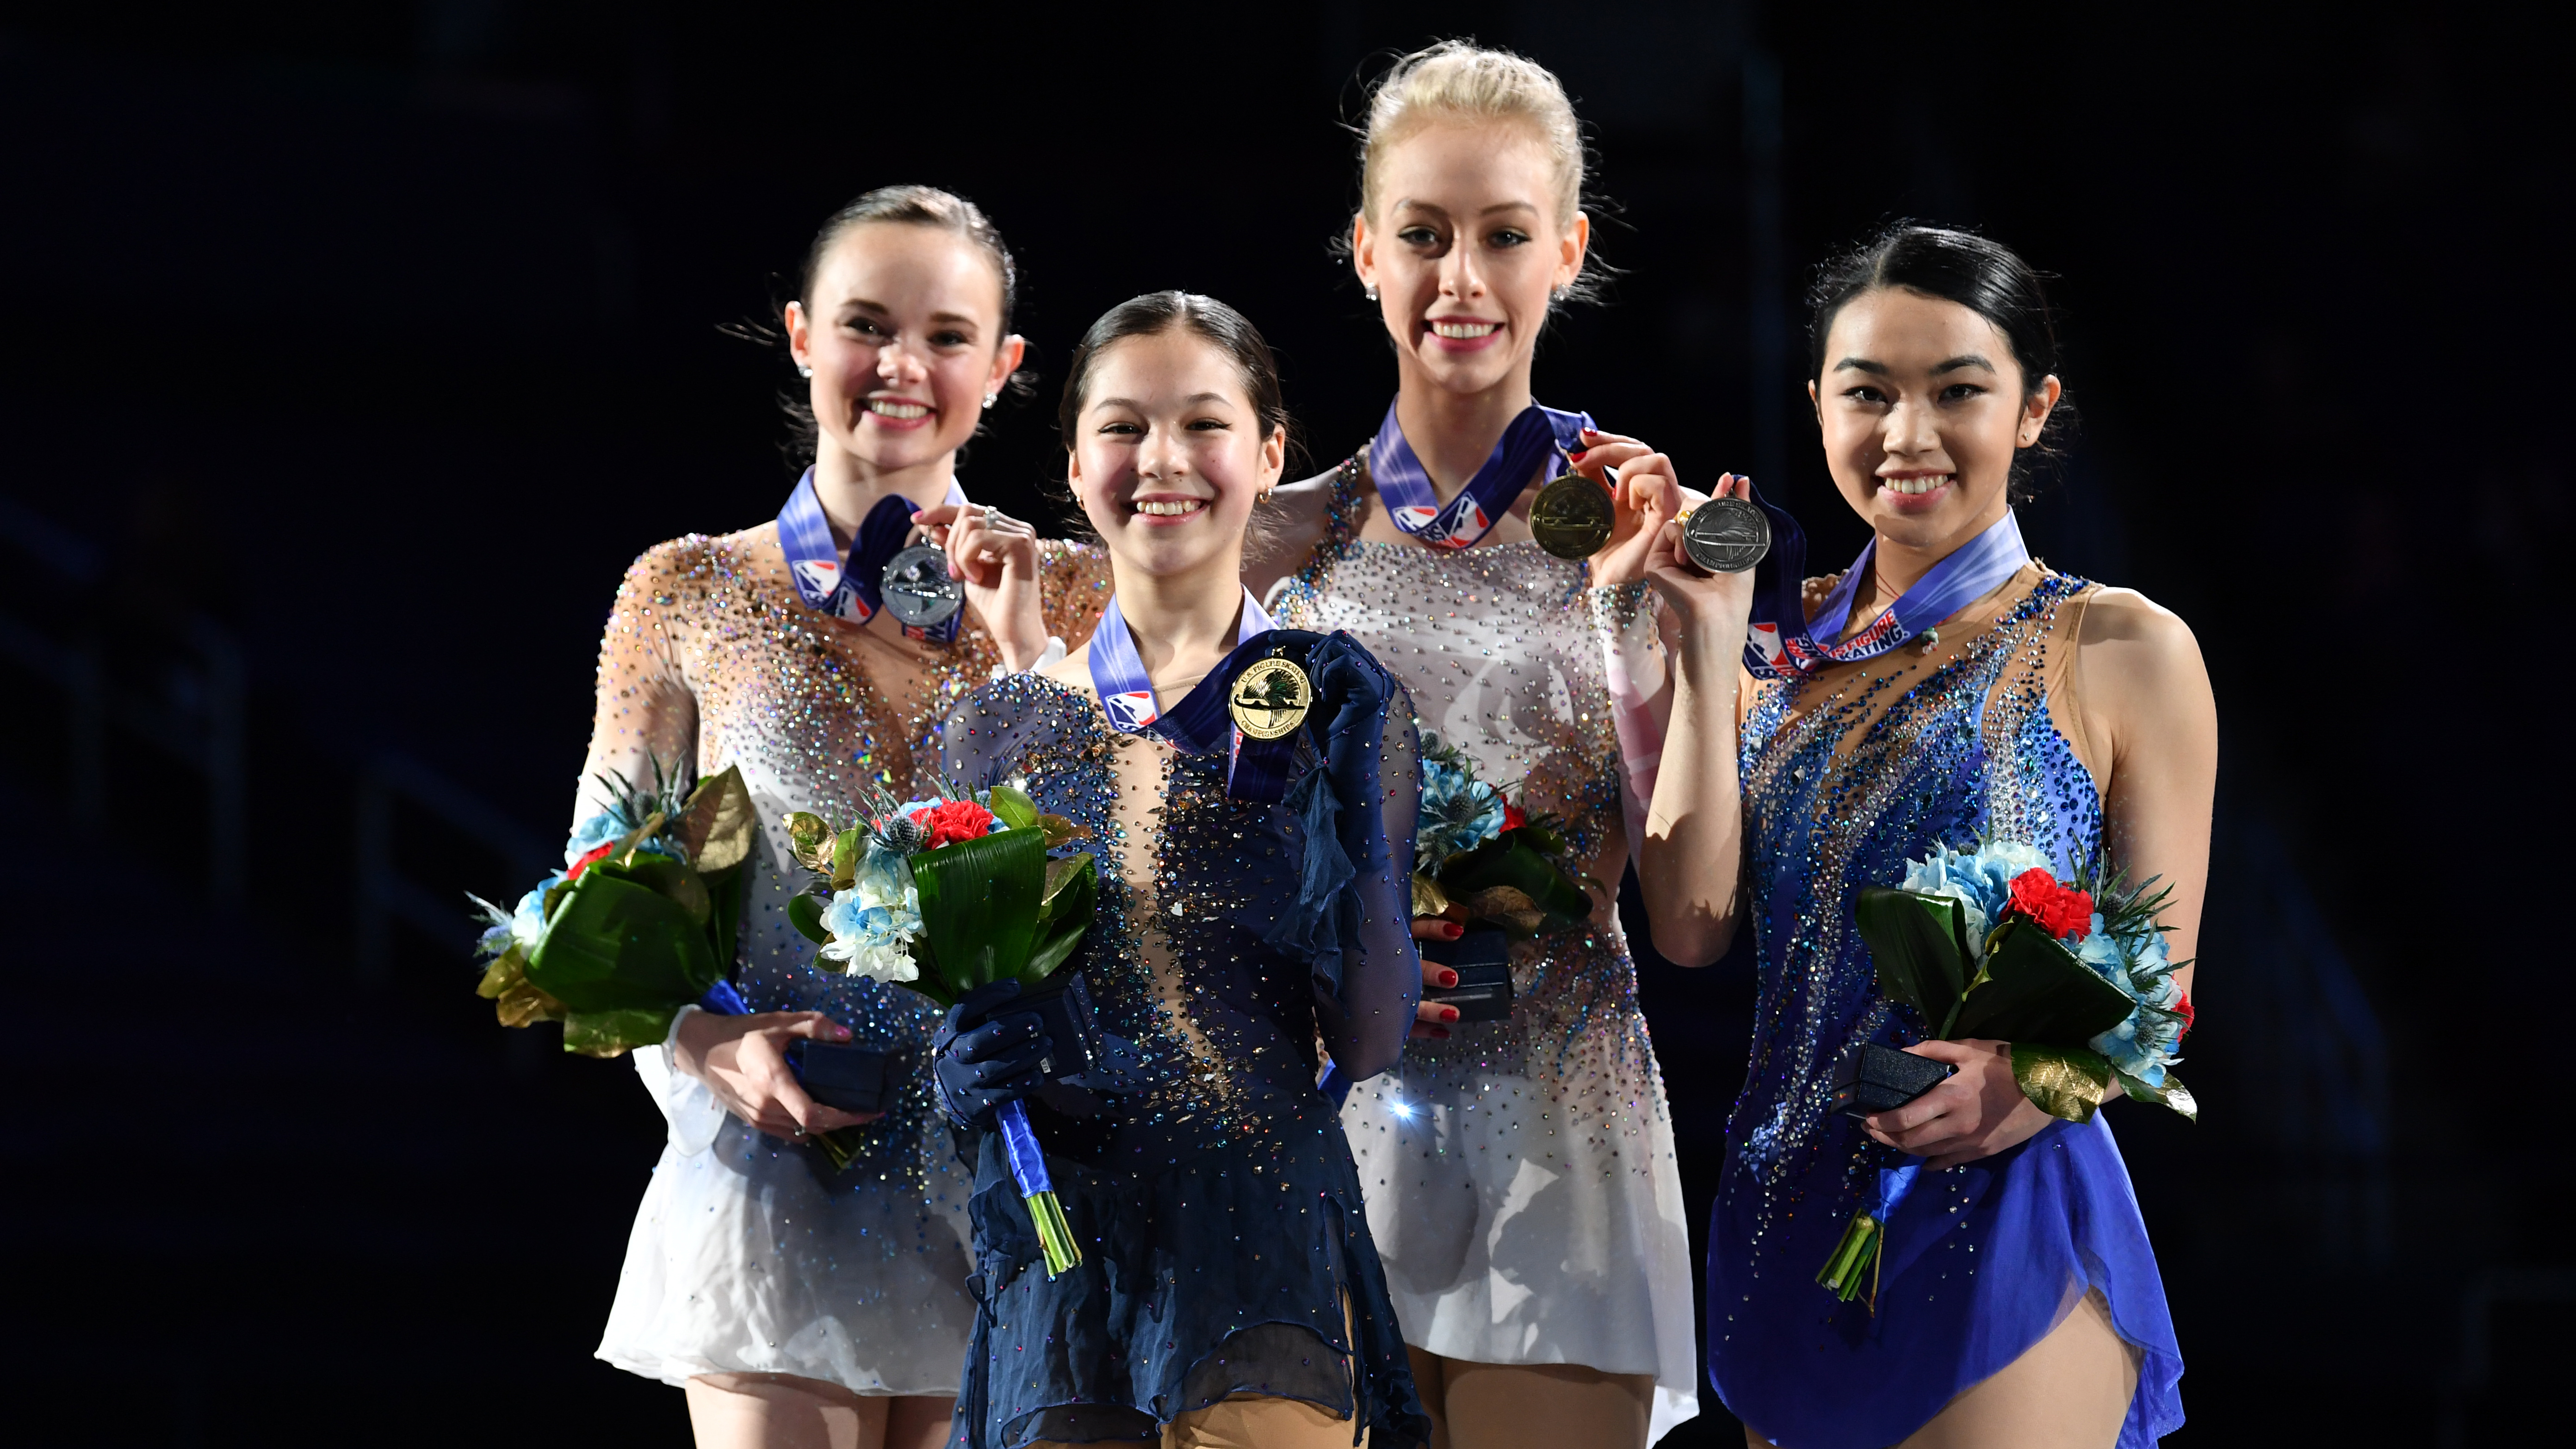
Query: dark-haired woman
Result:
<box><xmin>1255</xmin><ymin>42</ymin><xmax>1701</xmax><ymax>1448</ymax></box>
<box><xmin>935</xmin><ymin>291</ymin><xmax>1427</xmax><ymax>1449</ymax></box>
<box><xmin>580</xmin><ymin>186</ymin><xmax>1109</xmax><ymax>1449</ymax></box>
<box><xmin>1641</xmin><ymin>225</ymin><xmax>2202</xmax><ymax>1447</ymax></box>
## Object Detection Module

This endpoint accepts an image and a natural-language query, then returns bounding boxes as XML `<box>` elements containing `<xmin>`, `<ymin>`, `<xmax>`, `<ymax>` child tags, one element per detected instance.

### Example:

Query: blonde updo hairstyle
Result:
<box><xmin>1350</xmin><ymin>40</ymin><xmax>1601</xmax><ymax>307</ymax></box>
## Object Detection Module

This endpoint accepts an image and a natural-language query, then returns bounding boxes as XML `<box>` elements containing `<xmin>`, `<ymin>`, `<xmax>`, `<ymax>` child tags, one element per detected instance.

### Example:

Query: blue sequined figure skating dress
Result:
<box><xmin>936</xmin><ymin>647</ymin><xmax>1430</xmax><ymax>1448</ymax></box>
<box><xmin>579</xmin><ymin>523</ymin><xmax>1108</xmax><ymax>1396</ymax></box>
<box><xmin>1710</xmin><ymin>564</ymin><xmax>2183</xmax><ymax>1448</ymax></box>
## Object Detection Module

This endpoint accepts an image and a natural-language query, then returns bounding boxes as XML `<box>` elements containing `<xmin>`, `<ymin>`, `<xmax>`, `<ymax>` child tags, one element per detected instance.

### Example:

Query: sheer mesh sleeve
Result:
<box><xmin>1035</xmin><ymin>538</ymin><xmax>1114</xmax><ymax>652</ymax></box>
<box><xmin>570</xmin><ymin>539</ymin><xmax>702</xmax><ymax>828</ymax></box>
<box><xmin>1309</xmin><ymin>652</ymin><xmax>1420</xmax><ymax>1083</ymax></box>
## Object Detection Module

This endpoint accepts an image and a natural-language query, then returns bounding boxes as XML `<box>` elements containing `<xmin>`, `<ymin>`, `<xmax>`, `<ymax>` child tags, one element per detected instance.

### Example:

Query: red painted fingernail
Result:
<box><xmin>1441</xmin><ymin>1007</ymin><xmax>1461</xmax><ymax>1022</ymax></box>
<box><xmin>1438</xmin><ymin>970</ymin><xmax>1459</xmax><ymax>988</ymax></box>
<box><xmin>1442</xmin><ymin>922</ymin><xmax>1464</xmax><ymax>940</ymax></box>
<box><xmin>834</xmin><ymin>1026</ymin><xmax>852</xmax><ymax>1040</ymax></box>
<box><xmin>1430</xmin><ymin>1028</ymin><xmax>1452</xmax><ymax>1040</ymax></box>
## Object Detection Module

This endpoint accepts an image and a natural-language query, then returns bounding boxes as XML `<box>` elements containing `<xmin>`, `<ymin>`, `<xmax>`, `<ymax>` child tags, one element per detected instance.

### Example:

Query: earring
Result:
<box><xmin>1363</xmin><ymin>284</ymin><xmax>1379</xmax><ymax>303</ymax></box>
<box><xmin>983</xmin><ymin>392</ymin><xmax>998</xmax><ymax>410</ymax></box>
<box><xmin>1549</xmin><ymin>285</ymin><xmax>1566</xmax><ymax>303</ymax></box>
<box><xmin>797</xmin><ymin>363</ymin><xmax>814</xmax><ymax>378</ymax></box>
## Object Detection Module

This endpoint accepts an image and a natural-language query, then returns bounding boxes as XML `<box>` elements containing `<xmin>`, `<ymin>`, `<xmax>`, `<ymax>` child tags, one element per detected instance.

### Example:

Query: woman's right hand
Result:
<box><xmin>671</xmin><ymin>1008</ymin><xmax>880</xmax><ymax>1138</ymax></box>
<box><xmin>1411</xmin><ymin>917</ymin><xmax>1463</xmax><ymax>1041</ymax></box>
<box><xmin>1642</xmin><ymin>472</ymin><xmax>1760</xmax><ymax>663</ymax></box>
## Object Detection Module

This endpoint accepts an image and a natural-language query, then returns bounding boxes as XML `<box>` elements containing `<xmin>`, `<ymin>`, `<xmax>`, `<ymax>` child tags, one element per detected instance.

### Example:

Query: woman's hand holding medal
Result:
<box><xmin>1558</xmin><ymin>428</ymin><xmax>1697</xmax><ymax>589</ymax></box>
<box><xmin>1643</xmin><ymin>472</ymin><xmax>1761</xmax><ymax>661</ymax></box>
<box><xmin>916</xmin><ymin>501</ymin><xmax>1051</xmax><ymax>670</ymax></box>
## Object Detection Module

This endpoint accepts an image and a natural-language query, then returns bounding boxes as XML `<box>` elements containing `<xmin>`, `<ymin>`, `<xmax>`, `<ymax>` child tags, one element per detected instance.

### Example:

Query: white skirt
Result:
<box><xmin>1342</xmin><ymin>1042</ymin><xmax>1701</xmax><ymax>1443</ymax></box>
<box><xmin>594</xmin><ymin>1049</ymin><xmax>978</xmax><ymax>1396</ymax></box>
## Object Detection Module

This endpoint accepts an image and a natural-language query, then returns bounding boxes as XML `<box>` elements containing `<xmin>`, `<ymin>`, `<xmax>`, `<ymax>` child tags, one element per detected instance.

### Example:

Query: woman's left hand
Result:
<box><xmin>1859</xmin><ymin>1039</ymin><xmax>2056</xmax><ymax>1170</ymax></box>
<box><xmin>1567</xmin><ymin>428</ymin><xmax>1703</xmax><ymax>589</ymax></box>
<box><xmin>915</xmin><ymin>502</ymin><xmax>1049</xmax><ymax>669</ymax></box>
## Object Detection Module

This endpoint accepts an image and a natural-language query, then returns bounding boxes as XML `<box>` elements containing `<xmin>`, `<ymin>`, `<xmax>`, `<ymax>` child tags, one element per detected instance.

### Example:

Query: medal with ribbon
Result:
<box><xmin>1367</xmin><ymin>398</ymin><xmax>1594</xmax><ymax>550</ymax></box>
<box><xmin>776</xmin><ymin>468</ymin><xmax>970</xmax><ymax>644</ymax></box>
<box><xmin>1737</xmin><ymin>491</ymin><xmax>2032</xmax><ymax>679</ymax></box>
<box><xmin>1084</xmin><ymin>588</ymin><xmax>1310</xmax><ymax>803</ymax></box>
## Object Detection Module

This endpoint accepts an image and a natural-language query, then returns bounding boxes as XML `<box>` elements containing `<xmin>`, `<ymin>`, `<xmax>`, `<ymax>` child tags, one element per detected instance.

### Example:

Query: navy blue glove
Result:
<box><xmin>932</xmin><ymin>980</ymin><xmax>1051</xmax><ymax>1129</ymax></box>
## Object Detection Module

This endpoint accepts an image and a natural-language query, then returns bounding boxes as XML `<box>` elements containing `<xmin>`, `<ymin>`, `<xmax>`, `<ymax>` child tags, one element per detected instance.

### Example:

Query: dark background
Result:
<box><xmin>1</xmin><ymin>2</ymin><xmax>2561</xmax><ymax>1444</ymax></box>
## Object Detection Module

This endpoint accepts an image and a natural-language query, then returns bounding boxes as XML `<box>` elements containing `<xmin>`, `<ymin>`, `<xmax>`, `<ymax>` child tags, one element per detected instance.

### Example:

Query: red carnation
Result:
<box><xmin>565</xmin><ymin>841</ymin><xmax>616</xmax><ymax>881</ymax></box>
<box><xmin>923</xmin><ymin>799</ymin><xmax>998</xmax><ymax>849</ymax></box>
<box><xmin>1503</xmin><ymin>802</ymin><xmax>1527</xmax><ymax>832</ymax></box>
<box><xmin>2175</xmin><ymin>994</ymin><xmax>2195</xmax><ymax>1037</ymax></box>
<box><xmin>2006</xmin><ymin>867</ymin><xmax>2094</xmax><ymax>940</ymax></box>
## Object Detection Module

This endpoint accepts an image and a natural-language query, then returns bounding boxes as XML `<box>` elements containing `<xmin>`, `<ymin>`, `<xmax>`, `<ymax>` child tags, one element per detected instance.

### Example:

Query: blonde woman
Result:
<box><xmin>1257</xmin><ymin>42</ymin><xmax>1706</xmax><ymax>1449</ymax></box>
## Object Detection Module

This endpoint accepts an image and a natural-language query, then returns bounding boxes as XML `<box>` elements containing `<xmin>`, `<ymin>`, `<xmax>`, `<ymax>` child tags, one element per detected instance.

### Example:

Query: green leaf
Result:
<box><xmin>986</xmin><ymin>786</ymin><xmax>1041</xmax><ymax>832</ymax></box>
<box><xmin>2011</xmin><ymin>1042</ymin><xmax>2112</xmax><ymax>1123</ymax></box>
<box><xmin>1951</xmin><ymin>919</ymin><xmax>2136</xmax><ymax>1044</ymax></box>
<box><xmin>1037</xmin><ymin>853</ymin><xmax>1096</xmax><ymax>924</ymax></box>
<box><xmin>2115</xmin><ymin>1070</ymin><xmax>2198</xmax><ymax>1122</ymax></box>
<box><xmin>596</xmin><ymin>854</ymin><xmax>712</xmax><ymax>926</ymax></box>
<box><xmin>1437</xmin><ymin>834</ymin><xmax>1593</xmax><ymax>934</ymax></box>
<box><xmin>561</xmin><ymin>1006</ymin><xmax>678</xmax><ymax>1058</ymax></box>
<box><xmin>786</xmin><ymin>891</ymin><xmax>831</xmax><ymax>946</ymax></box>
<box><xmin>909</xmin><ymin>826</ymin><xmax>1048</xmax><ymax>996</ymax></box>
<box><xmin>526</xmin><ymin>869</ymin><xmax>723</xmax><ymax>1012</ymax></box>
<box><xmin>1853</xmin><ymin>887</ymin><xmax>1973</xmax><ymax>1038</ymax></box>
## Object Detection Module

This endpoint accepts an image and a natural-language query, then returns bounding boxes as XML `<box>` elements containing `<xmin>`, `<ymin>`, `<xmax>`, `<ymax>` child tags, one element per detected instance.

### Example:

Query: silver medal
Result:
<box><xmin>880</xmin><ymin>544</ymin><xmax>963</xmax><ymax>628</ymax></box>
<box><xmin>1682</xmin><ymin>496</ymin><xmax>1771</xmax><ymax>574</ymax></box>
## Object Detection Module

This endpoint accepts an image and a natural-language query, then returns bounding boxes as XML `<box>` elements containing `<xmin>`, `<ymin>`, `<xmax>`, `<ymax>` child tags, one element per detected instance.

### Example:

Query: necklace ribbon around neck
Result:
<box><xmin>776</xmin><ymin>468</ymin><xmax>969</xmax><ymax>644</ymax></box>
<box><xmin>1367</xmin><ymin>398</ymin><xmax>1593</xmax><ymax>550</ymax></box>
<box><xmin>1740</xmin><ymin>499</ymin><xmax>2032</xmax><ymax>679</ymax></box>
<box><xmin>1085</xmin><ymin>587</ymin><xmax>1302</xmax><ymax>801</ymax></box>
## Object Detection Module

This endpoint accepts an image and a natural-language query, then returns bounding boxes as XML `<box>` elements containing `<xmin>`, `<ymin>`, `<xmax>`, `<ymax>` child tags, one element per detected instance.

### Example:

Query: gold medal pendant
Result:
<box><xmin>1528</xmin><ymin>472</ymin><xmax>1616</xmax><ymax>560</ymax></box>
<box><xmin>1229</xmin><ymin>656</ymin><xmax>1313</xmax><ymax>740</ymax></box>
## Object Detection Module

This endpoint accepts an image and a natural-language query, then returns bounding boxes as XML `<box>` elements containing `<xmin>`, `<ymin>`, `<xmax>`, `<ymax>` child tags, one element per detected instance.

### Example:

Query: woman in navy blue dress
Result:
<box><xmin>1640</xmin><ymin>227</ymin><xmax>2209</xmax><ymax>1447</ymax></box>
<box><xmin>932</xmin><ymin>291</ymin><xmax>1430</xmax><ymax>1449</ymax></box>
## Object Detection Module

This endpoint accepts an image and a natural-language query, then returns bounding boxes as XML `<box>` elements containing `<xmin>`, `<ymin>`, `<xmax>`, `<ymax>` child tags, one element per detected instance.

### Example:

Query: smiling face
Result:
<box><xmin>1352</xmin><ymin>121</ymin><xmax>1586</xmax><ymax>400</ymax></box>
<box><xmin>1810</xmin><ymin>287</ymin><xmax>2062</xmax><ymax>553</ymax></box>
<box><xmin>786</xmin><ymin>222</ymin><xmax>1021</xmax><ymax>474</ymax></box>
<box><xmin>1067</xmin><ymin>328</ymin><xmax>1285</xmax><ymax>587</ymax></box>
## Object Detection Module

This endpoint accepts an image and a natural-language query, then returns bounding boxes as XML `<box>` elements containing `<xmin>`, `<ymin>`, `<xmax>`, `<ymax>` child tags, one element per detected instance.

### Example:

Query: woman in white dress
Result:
<box><xmin>1254</xmin><ymin>42</ymin><xmax>1714</xmax><ymax>1449</ymax></box>
<box><xmin>573</xmin><ymin>186</ymin><xmax>1108</xmax><ymax>1449</ymax></box>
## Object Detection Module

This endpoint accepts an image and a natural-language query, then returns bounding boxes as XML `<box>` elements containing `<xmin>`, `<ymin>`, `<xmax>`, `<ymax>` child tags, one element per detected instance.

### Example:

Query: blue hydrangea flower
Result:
<box><xmin>1417</xmin><ymin>752</ymin><xmax>1505</xmax><ymax>874</ymax></box>
<box><xmin>1898</xmin><ymin>838</ymin><xmax>2050</xmax><ymax>959</ymax></box>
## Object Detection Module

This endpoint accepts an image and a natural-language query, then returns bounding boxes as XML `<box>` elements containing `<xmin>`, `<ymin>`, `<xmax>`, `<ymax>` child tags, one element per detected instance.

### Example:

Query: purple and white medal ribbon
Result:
<box><xmin>1084</xmin><ymin>587</ymin><xmax>1274</xmax><ymax>737</ymax></box>
<box><xmin>1367</xmin><ymin>399</ymin><xmax>1594</xmax><ymax>550</ymax></box>
<box><xmin>776</xmin><ymin>468</ymin><xmax>970</xmax><ymax>644</ymax></box>
<box><xmin>1744</xmin><ymin>507</ymin><xmax>2031</xmax><ymax>679</ymax></box>
<box><xmin>1086</xmin><ymin>587</ymin><xmax>1305</xmax><ymax>802</ymax></box>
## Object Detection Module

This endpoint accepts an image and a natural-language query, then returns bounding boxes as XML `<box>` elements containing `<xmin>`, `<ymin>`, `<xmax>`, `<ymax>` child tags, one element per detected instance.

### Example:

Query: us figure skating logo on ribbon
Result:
<box><xmin>1365</xmin><ymin>397</ymin><xmax>1590</xmax><ymax>553</ymax></box>
<box><xmin>1103</xmin><ymin>691</ymin><xmax>1159</xmax><ymax>733</ymax></box>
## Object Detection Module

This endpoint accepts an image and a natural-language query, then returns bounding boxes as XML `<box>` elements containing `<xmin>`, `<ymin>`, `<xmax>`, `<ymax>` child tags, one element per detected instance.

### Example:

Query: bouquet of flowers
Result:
<box><xmin>1408</xmin><ymin>732</ymin><xmax>1596</xmax><ymax>936</ymax></box>
<box><xmin>783</xmin><ymin>779</ymin><xmax>1099</xmax><ymax>1278</ymax></box>
<box><xmin>468</xmin><ymin>761</ymin><xmax>756</xmax><ymax>1058</ymax></box>
<box><xmin>1817</xmin><ymin>836</ymin><xmax>2196</xmax><ymax>1302</ymax></box>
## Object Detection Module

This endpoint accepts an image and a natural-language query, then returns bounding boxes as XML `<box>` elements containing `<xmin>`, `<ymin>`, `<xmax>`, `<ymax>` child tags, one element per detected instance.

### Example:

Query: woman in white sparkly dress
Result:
<box><xmin>576</xmin><ymin>187</ymin><xmax>1108</xmax><ymax>1449</ymax></box>
<box><xmin>1255</xmin><ymin>43</ymin><xmax>1711</xmax><ymax>1448</ymax></box>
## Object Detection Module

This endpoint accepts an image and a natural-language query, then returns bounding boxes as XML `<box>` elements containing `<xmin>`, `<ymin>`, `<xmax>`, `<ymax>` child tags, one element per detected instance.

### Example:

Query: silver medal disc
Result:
<box><xmin>881</xmin><ymin>544</ymin><xmax>963</xmax><ymax>628</ymax></box>
<box><xmin>1682</xmin><ymin>496</ymin><xmax>1771</xmax><ymax>574</ymax></box>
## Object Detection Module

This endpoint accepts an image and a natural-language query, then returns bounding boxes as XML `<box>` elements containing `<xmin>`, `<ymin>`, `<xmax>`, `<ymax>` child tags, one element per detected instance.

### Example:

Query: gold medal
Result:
<box><xmin>1528</xmin><ymin>472</ymin><xmax>1616</xmax><ymax>559</ymax></box>
<box><xmin>1229</xmin><ymin>656</ymin><xmax>1313</xmax><ymax>740</ymax></box>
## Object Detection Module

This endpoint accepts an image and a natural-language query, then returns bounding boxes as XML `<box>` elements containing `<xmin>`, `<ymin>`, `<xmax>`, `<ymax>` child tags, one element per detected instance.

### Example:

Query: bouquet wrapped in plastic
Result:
<box><xmin>785</xmin><ymin>779</ymin><xmax>1100</xmax><ymax>1278</ymax></box>
<box><xmin>469</xmin><ymin>762</ymin><xmax>756</xmax><ymax>1057</ymax></box>
<box><xmin>1816</xmin><ymin>837</ymin><xmax>2195</xmax><ymax>1302</ymax></box>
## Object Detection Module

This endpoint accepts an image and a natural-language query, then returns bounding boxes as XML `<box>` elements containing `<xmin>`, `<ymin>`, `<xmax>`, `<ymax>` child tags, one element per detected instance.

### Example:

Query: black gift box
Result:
<box><xmin>956</xmin><ymin>971</ymin><xmax>1114</xmax><ymax>1088</ymax></box>
<box><xmin>1831</xmin><ymin>1041</ymin><xmax>1956</xmax><ymax>1119</ymax></box>
<box><xmin>1422</xmin><ymin>929</ymin><xmax>1516</xmax><ymax>1023</ymax></box>
<box><xmin>790</xmin><ymin>1040</ymin><xmax>901</xmax><ymax>1115</ymax></box>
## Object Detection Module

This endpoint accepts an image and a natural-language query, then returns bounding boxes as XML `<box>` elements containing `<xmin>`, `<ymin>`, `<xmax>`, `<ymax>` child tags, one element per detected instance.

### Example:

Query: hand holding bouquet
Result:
<box><xmin>783</xmin><ymin>779</ymin><xmax>1101</xmax><ymax>1278</ymax></box>
<box><xmin>1818</xmin><ymin>836</ymin><xmax>2196</xmax><ymax>1303</ymax></box>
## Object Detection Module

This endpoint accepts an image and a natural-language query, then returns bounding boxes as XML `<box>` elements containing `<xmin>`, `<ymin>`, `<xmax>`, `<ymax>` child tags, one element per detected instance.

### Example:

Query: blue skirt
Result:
<box><xmin>1709</xmin><ymin>1113</ymin><xmax>2183</xmax><ymax>1448</ymax></box>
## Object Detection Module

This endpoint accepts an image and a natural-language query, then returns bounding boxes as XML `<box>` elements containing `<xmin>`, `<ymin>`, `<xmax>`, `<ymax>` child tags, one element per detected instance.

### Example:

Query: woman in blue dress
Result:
<box><xmin>1639</xmin><ymin>226</ymin><xmax>2209</xmax><ymax>1447</ymax></box>
<box><xmin>931</xmin><ymin>291</ymin><xmax>1430</xmax><ymax>1449</ymax></box>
